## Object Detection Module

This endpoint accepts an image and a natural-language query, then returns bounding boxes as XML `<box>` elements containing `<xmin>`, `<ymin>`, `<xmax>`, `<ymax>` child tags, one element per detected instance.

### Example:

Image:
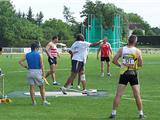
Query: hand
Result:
<box><xmin>42</xmin><ymin>72</ymin><xmax>46</xmax><ymax>78</ymax></box>
<box><xmin>97</xmin><ymin>56</ymin><xmax>99</xmax><ymax>60</ymax></box>
<box><xmin>99</xmin><ymin>40</ymin><xmax>103</xmax><ymax>43</ymax></box>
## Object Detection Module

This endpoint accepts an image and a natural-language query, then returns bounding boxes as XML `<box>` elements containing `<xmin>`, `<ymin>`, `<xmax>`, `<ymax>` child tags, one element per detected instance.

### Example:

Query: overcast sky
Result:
<box><xmin>11</xmin><ymin>0</ymin><xmax>160</xmax><ymax>27</ymax></box>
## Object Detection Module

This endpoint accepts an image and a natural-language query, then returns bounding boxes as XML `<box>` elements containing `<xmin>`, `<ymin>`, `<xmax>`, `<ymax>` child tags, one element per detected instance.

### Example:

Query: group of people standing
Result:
<box><xmin>18</xmin><ymin>33</ymin><xmax>144</xmax><ymax>119</ymax></box>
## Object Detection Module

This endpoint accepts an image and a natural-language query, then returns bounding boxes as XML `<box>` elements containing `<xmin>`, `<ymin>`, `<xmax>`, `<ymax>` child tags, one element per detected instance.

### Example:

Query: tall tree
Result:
<box><xmin>27</xmin><ymin>7</ymin><xmax>35</xmax><ymax>23</ymax></box>
<box><xmin>63</xmin><ymin>6</ymin><xmax>76</xmax><ymax>24</ymax></box>
<box><xmin>36</xmin><ymin>11</ymin><xmax>44</xmax><ymax>26</ymax></box>
<box><xmin>0</xmin><ymin>1</ymin><xmax>16</xmax><ymax>46</ymax></box>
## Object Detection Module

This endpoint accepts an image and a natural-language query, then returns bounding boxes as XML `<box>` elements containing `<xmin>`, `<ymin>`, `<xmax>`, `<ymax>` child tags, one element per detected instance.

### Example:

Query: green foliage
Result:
<box><xmin>27</xmin><ymin>7</ymin><xmax>35</xmax><ymax>24</ymax></box>
<box><xmin>127</xmin><ymin>13</ymin><xmax>151</xmax><ymax>34</ymax></box>
<box><xmin>80</xmin><ymin>0</ymin><xmax>128</xmax><ymax>38</ymax></box>
<box><xmin>151</xmin><ymin>27</ymin><xmax>160</xmax><ymax>36</ymax></box>
<box><xmin>132</xmin><ymin>28</ymin><xmax>144</xmax><ymax>36</ymax></box>
<box><xmin>42</xmin><ymin>18</ymin><xmax>74</xmax><ymax>45</ymax></box>
<box><xmin>145</xmin><ymin>29</ymin><xmax>156</xmax><ymax>36</ymax></box>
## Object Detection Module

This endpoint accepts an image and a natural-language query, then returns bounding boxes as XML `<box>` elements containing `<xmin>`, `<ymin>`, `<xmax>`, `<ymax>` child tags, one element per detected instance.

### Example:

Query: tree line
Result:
<box><xmin>0</xmin><ymin>0</ymin><xmax>159</xmax><ymax>47</ymax></box>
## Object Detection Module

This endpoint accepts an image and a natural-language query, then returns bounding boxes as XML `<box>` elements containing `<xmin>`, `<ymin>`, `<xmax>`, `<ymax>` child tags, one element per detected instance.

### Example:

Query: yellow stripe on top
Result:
<box><xmin>120</xmin><ymin>46</ymin><xmax>138</xmax><ymax>74</ymax></box>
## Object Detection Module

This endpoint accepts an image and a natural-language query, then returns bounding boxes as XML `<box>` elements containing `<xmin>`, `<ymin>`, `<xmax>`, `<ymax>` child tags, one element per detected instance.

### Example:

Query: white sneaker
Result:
<box><xmin>77</xmin><ymin>85</ymin><xmax>81</xmax><ymax>89</ymax></box>
<box><xmin>82</xmin><ymin>89</ymin><xmax>87</xmax><ymax>94</ymax></box>
<box><xmin>68</xmin><ymin>85</ymin><xmax>73</xmax><ymax>89</ymax></box>
<box><xmin>32</xmin><ymin>101</ymin><xmax>37</xmax><ymax>106</ymax></box>
<box><xmin>101</xmin><ymin>73</ymin><xmax>104</xmax><ymax>77</ymax></box>
<box><xmin>60</xmin><ymin>86</ymin><xmax>67</xmax><ymax>95</ymax></box>
<box><xmin>43</xmin><ymin>100</ymin><xmax>50</xmax><ymax>105</ymax></box>
<box><xmin>107</xmin><ymin>73</ymin><xmax>111</xmax><ymax>77</ymax></box>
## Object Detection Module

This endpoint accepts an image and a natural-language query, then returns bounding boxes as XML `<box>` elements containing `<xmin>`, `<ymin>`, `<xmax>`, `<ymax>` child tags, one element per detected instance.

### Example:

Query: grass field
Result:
<box><xmin>0</xmin><ymin>53</ymin><xmax>160</xmax><ymax>120</ymax></box>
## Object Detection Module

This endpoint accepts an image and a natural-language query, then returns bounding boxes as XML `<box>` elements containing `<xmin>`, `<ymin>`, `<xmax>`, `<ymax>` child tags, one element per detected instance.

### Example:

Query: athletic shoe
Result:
<box><xmin>109</xmin><ymin>114</ymin><xmax>116</xmax><ymax>119</ymax></box>
<box><xmin>43</xmin><ymin>101</ymin><xmax>51</xmax><ymax>106</ymax></box>
<box><xmin>139</xmin><ymin>114</ymin><xmax>144</xmax><ymax>119</ymax></box>
<box><xmin>77</xmin><ymin>85</ymin><xmax>81</xmax><ymax>89</ymax></box>
<box><xmin>60</xmin><ymin>86</ymin><xmax>67</xmax><ymax>95</ymax></box>
<box><xmin>68</xmin><ymin>85</ymin><xmax>73</xmax><ymax>89</ymax></box>
<box><xmin>32</xmin><ymin>101</ymin><xmax>37</xmax><ymax>106</ymax></box>
<box><xmin>82</xmin><ymin>89</ymin><xmax>87</xmax><ymax>94</ymax></box>
<box><xmin>101</xmin><ymin>73</ymin><xmax>104</xmax><ymax>77</ymax></box>
<box><xmin>53</xmin><ymin>82</ymin><xmax>60</xmax><ymax>86</ymax></box>
<box><xmin>107</xmin><ymin>73</ymin><xmax>111</xmax><ymax>77</ymax></box>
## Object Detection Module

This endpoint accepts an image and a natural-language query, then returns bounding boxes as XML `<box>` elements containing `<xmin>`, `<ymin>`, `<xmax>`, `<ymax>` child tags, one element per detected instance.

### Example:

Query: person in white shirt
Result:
<box><xmin>61</xmin><ymin>34</ymin><xmax>102</xmax><ymax>94</ymax></box>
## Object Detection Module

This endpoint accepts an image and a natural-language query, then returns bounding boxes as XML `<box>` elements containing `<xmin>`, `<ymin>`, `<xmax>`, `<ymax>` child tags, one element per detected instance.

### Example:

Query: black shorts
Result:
<box><xmin>48</xmin><ymin>57</ymin><xmax>57</xmax><ymax>65</ymax></box>
<box><xmin>101</xmin><ymin>57</ymin><xmax>110</xmax><ymax>62</ymax></box>
<box><xmin>119</xmin><ymin>73</ymin><xmax>139</xmax><ymax>86</ymax></box>
<box><xmin>71</xmin><ymin>60</ymin><xmax>84</xmax><ymax>73</ymax></box>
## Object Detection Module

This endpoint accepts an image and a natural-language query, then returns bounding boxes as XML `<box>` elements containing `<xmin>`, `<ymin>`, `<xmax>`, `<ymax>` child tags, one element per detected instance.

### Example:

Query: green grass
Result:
<box><xmin>0</xmin><ymin>53</ymin><xmax>160</xmax><ymax>120</ymax></box>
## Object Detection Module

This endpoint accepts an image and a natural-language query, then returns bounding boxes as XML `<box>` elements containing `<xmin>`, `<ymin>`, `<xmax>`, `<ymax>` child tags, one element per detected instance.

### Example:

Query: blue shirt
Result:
<box><xmin>26</xmin><ymin>51</ymin><xmax>41</xmax><ymax>69</ymax></box>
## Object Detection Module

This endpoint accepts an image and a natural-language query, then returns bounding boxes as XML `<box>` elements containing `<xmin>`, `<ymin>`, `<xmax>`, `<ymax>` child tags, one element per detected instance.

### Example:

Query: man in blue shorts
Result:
<box><xmin>19</xmin><ymin>42</ymin><xmax>50</xmax><ymax>105</ymax></box>
<box><xmin>61</xmin><ymin>34</ymin><xmax>102</xmax><ymax>94</ymax></box>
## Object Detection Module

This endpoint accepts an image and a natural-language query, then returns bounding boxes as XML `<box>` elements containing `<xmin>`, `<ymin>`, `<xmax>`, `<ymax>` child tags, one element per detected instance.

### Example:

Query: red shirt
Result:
<box><xmin>100</xmin><ymin>43</ymin><xmax>111</xmax><ymax>57</ymax></box>
<box><xmin>51</xmin><ymin>48</ymin><xmax>58</xmax><ymax>57</ymax></box>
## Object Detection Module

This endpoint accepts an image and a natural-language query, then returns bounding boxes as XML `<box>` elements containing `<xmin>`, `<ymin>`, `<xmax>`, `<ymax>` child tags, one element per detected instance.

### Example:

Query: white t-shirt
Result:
<box><xmin>70</xmin><ymin>41</ymin><xmax>91</xmax><ymax>62</ymax></box>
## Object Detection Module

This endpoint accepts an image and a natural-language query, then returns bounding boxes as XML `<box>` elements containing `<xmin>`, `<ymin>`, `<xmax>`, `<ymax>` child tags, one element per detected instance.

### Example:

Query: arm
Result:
<box><xmin>97</xmin><ymin>46</ymin><xmax>101</xmax><ymax>59</ymax></box>
<box><xmin>45</xmin><ymin>42</ymin><xmax>52</xmax><ymax>58</ymax></box>
<box><xmin>109</xmin><ymin>44</ymin><xmax>113</xmax><ymax>56</ymax></box>
<box><xmin>112</xmin><ymin>48</ymin><xmax>122</xmax><ymax>67</ymax></box>
<box><xmin>18</xmin><ymin>55</ymin><xmax>28</xmax><ymax>69</ymax></box>
<box><xmin>90</xmin><ymin>41</ymin><xmax>102</xmax><ymax>47</ymax></box>
<box><xmin>137</xmin><ymin>49</ymin><xmax>143</xmax><ymax>67</ymax></box>
<box><xmin>40</xmin><ymin>55</ymin><xmax>45</xmax><ymax>77</ymax></box>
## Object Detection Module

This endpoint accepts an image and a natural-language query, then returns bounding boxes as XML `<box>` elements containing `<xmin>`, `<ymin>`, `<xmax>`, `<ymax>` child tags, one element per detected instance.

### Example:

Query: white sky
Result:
<box><xmin>11</xmin><ymin>0</ymin><xmax>160</xmax><ymax>27</ymax></box>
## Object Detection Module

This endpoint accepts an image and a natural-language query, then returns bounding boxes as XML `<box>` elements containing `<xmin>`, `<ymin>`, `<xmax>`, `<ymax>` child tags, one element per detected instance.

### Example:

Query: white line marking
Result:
<box><xmin>123</xmin><ymin>97</ymin><xmax>152</xmax><ymax>102</ymax></box>
<box><xmin>6</xmin><ymin>68</ymin><xmax>70</xmax><ymax>73</ymax></box>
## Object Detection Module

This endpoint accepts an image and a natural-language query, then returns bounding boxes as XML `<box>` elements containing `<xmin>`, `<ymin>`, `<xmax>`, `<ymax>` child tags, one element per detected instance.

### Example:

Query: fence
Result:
<box><xmin>1</xmin><ymin>47</ymin><xmax>160</xmax><ymax>54</ymax></box>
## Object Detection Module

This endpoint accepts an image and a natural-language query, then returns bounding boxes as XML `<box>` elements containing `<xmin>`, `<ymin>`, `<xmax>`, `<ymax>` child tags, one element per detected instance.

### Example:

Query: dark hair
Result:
<box><xmin>76</xmin><ymin>34</ymin><xmax>84</xmax><ymax>41</ymax></box>
<box><xmin>0</xmin><ymin>47</ymin><xmax>2</xmax><ymax>52</ymax></box>
<box><xmin>31</xmin><ymin>43</ymin><xmax>39</xmax><ymax>51</ymax></box>
<box><xmin>128</xmin><ymin>35</ymin><xmax>137</xmax><ymax>44</ymax></box>
<box><xmin>52</xmin><ymin>36</ymin><xmax>58</xmax><ymax>41</ymax></box>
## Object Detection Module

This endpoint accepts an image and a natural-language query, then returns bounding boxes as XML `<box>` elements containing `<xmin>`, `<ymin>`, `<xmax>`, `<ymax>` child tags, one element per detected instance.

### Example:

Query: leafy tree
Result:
<box><xmin>127</xmin><ymin>13</ymin><xmax>151</xmax><ymax>34</ymax></box>
<box><xmin>63</xmin><ymin>6</ymin><xmax>76</xmax><ymax>24</ymax></box>
<box><xmin>36</xmin><ymin>11</ymin><xmax>44</xmax><ymax>26</ymax></box>
<box><xmin>151</xmin><ymin>27</ymin><xmax>160</xmax><ymax>36</ymax></box>
<box><xmin>132</xmin><ymin>29</ymin><xmax>144</xmax><ymax>36</ymax></box>
<box><xmin>42</xmin><ymin>18</ymin><xmax>74</xmax><ymax>46</ymax></box>
<box><xmin>145</xmin><ymin>29</ymin><xmax>156</xmax><ymax>36</ymax></box>
<box><xmin>27</xmin><ymin>7</ymin><xmax>35</xmax><ymax>23</ymax></box>
<box><xmin>80</xmin><ymin>0</ymin><xmax>128</xmax><ymax>39</ymax></box>
<box><xmin>0</xmin><ymin>1</ymin><xmax>17</xmax><ymax>46</ymax></box>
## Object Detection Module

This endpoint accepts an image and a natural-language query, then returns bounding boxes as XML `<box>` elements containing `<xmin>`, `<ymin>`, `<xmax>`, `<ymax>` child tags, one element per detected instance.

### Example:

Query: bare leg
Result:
<box><xmin>112</xmin><ymin>84</ymin><xmax>126</xmax><ymax>112</ymax></box>
<box><xmin>101</xmin><ymin>61</ymin><xmax>104</xmax><ymax>73</ymax></box>
<box><xmin>78</xmin><ymin>73</ymin><xmax>81</xmax><ymax>86</ymax></box>
<box><xmin>64</xmin><ymin>72</ymin><xmax>77</xmax><ymax>88</ymax></box>
<box><xmin>132</xmin><ymin>85</ymin><xmax>143</xmax><ymax>113</ymax></box>
<box><xmin>39</xmin><ymin>85</ymin><xmax>45</xmax><ymax>102</ymax></box>
<box><xmin>45</xmin><ymin>64</ymin><xmax>56</xmax><ymax>83</ymax></box>
<box><xmin>107</xmin><ymin>62</ymin><xmax>110</xmax><ymax>74</ymax></box>
<box><xmin>30</xmin><ymin>85</ymin><xmax>36</xmax><ymax>104</ymax></box>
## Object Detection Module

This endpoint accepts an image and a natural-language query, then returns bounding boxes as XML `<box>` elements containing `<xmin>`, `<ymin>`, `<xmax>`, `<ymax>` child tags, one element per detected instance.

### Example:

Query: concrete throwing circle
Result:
<box><xmin>7</xmin><ymin>90</ymin><xmax>108</xmax><ymax>98</ymax></box>
<box><xmin>24</xmin><ymin>91</ymin><xmax>87</xmax><ymax>97</ymax></box>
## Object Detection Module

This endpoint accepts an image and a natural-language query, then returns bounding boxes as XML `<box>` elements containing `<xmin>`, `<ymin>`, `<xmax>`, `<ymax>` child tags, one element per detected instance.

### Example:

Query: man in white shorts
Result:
<box><xmin>19</xmin><ymin>42</ymin><xmax>50</xmax><ymax>105</ymax></box>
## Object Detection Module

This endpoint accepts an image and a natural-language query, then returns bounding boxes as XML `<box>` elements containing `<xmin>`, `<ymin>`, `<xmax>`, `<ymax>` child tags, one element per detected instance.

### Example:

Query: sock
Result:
<box><xmin>53</xmin><ymin>81</ymin><xmax>57</xmax><ymax>83</ymax></box>
<box><xmin>112</xmin><ymin>110</ymin><xmax>116</xmax><ymax>115</ymax></box>
<box><xmin>139</xmin><ymin>110</ymin><xmax>144</xmax><ymax>115</ymax></box>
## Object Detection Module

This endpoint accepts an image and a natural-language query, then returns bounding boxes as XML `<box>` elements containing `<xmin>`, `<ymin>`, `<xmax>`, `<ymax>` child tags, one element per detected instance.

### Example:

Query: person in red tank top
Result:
<box><xmin>97</xmin><ymin>37</ymin><xmax>112</xmax><ymax>77</ymax></box>
<box><xmin>45</xmin><ymin>36</ymin><xmax>60</xmax><ymax>85</ymax></box>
